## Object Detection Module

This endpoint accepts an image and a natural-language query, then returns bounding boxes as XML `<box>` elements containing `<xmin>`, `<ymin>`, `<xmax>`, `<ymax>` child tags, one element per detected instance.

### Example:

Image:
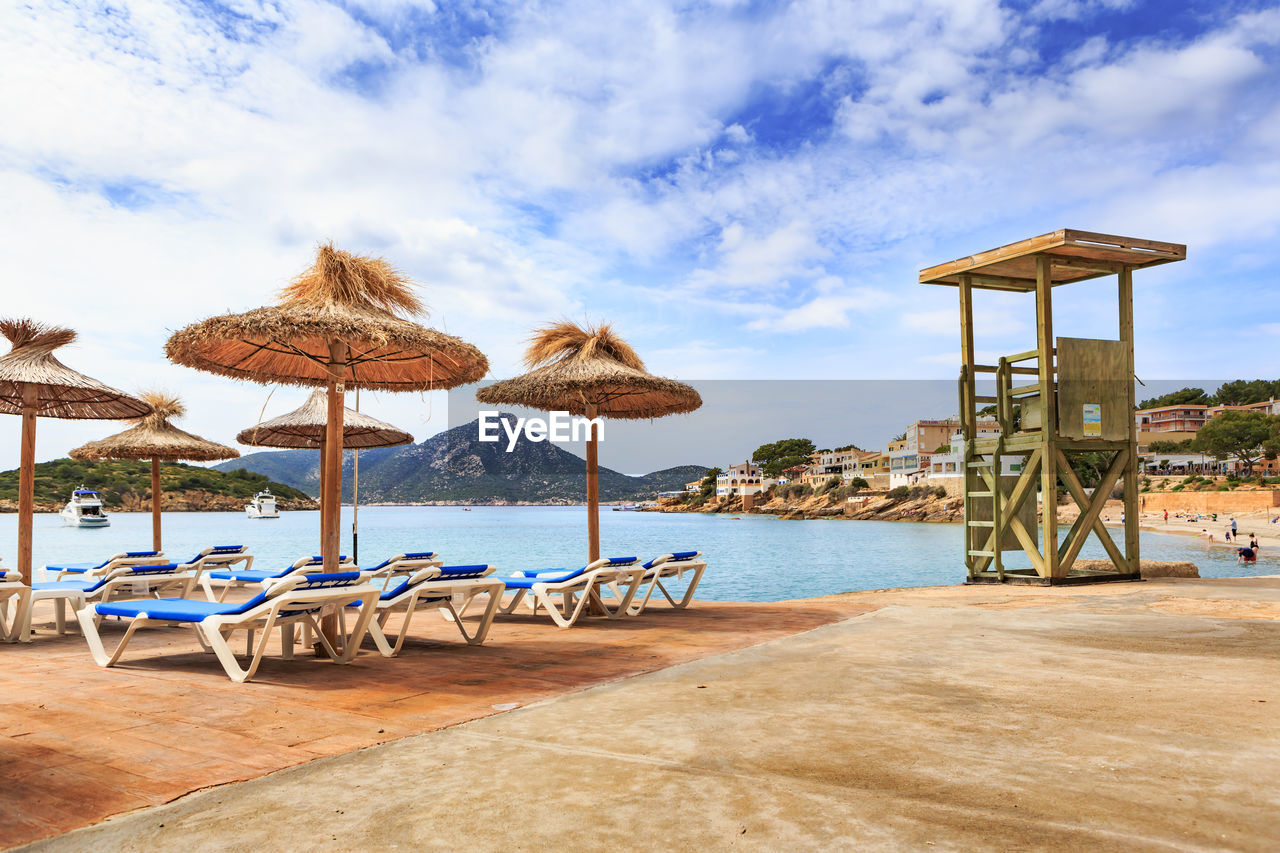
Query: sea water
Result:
<box><xmin>2</xmin><ymin>506</ymin><xmax>1273</xmax><ymax>602</ymax></box>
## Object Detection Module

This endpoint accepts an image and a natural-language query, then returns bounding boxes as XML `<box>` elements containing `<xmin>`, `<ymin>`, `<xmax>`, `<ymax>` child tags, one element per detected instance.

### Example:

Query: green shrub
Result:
<box><xmin>888</xmin><ymin>486</ymin><xmax>910</xmax><ymax>501</ymax></box>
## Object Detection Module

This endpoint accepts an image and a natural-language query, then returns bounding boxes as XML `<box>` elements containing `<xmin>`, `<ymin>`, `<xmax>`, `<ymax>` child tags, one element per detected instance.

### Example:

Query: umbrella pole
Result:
<box><xmin>150</xmin><ymin>458</ymin><xmax>162</xmax><ymax>552</ymax></box>
<box><xmin>319</xmin><ymin>341</ymin><xmax>347</xmax><ymax>649</ymax></box>
<box><xmin>352</xmin><ymin>388</ymin><xmax>359</xmax><ymax>565</ymax></box>
<box><xmin>17</xmin><ymin>384</ymin><xmax>37</xmax><ymax>586</ymax></box>
<box><xmin>585</xmin><ymin>403</ymin><xmax>605</xmax><ymax>616</ymax></box>
<box><xmin>317</xmin><ymin>436</ymin><xmax>327</xmax><ymax>532</ymax></box>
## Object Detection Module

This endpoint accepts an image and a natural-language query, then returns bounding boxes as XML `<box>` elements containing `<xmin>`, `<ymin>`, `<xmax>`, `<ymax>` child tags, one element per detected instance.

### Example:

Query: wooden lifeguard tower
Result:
<box><xmin>921</xmin><ymin>230</ymin><xmax>1186</xmax><ymax>584</ymax></box>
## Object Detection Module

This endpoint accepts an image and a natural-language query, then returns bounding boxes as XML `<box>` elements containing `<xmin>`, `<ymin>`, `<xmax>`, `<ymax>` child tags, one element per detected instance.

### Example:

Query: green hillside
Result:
<box><xmin>0</xmin><ymin>458</ymin><xmax>311</xmax><ymax>509</ymax></box>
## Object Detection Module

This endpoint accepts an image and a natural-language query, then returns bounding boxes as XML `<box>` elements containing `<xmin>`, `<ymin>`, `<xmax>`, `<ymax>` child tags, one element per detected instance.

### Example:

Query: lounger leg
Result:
<box><xmin>497</xmin><ymin>588</ymin><xmax>528</xmax><ymax>616</ymax></box>
<box><xmin>365</xmin><ymin>610</ymin><xmax>397</xmax><ymax>657</ymax></box>
<box><xmin>340</xmin><ymin>594</ymin><xmax>379</xmax><ymax>663</ymax></box>
<box><xmin>447</xmin><ymin>584</ymin><xmax>503</xmax><ymax>645</ymax></box>
<box><xmin>280</xmin><ymin>624</ymin><xmax>295</xmax><ymax>660</ymax></box>
<box><xmin>77</xmin><ymin>609</ymin><xmax>151</xmax><ymax>667</ymax></box>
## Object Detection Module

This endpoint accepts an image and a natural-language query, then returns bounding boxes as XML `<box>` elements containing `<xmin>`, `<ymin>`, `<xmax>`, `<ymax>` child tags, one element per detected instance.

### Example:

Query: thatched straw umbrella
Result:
<box><xmin>166</xmin><ymin>243</ymin><xmax>487</xmax><ymax>589</ymax></box>
<box><xmin>477</xmin><ymin>321</ymin><xmax>701</xmax><ymax>574</ymax></box>
<box><xmin>0</xmin><ymin>320</ymin><xmax>150</xmax><ymax>584</ymax></box>
<box><xmin>70</xmin><ymin>392</ymin><xmax>239</xmax><ymax>551</ymax></box>
<box><xmin>237</xmin><ymin>388</ymin><xmax>413</xmax><ymax>561</ymax></box>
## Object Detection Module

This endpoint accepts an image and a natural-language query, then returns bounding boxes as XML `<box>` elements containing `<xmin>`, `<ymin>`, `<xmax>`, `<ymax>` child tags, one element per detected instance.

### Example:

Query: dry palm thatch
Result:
<box><xmin>476</xmin><ymin>321</ymin><xmax>701</xmax><ymax>418</ymax></box>
<box><xmin>0</xmin><ymin>319</ymin><xmax>151</xmax><ymax>419</ymax></box>
<box><xmin>70</xmin><ymin>391</ymin><xmax>239</xmax><ymax>462</ymax></box>
<box><xmin>165</xmin><ymin>243</ymin><xmax>488</xmax><ymax>391</ymax></box>
<box><xmin>237</xmin><ymin>389</ymin><xmax>413</xmax><ymax>449</ymax></box>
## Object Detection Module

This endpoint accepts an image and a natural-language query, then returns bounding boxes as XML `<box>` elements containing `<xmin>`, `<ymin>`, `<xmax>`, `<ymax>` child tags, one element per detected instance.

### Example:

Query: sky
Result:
<box><xmin>2</xmin><ymin>0</ymin><xmax>1279</xmax><ymax>473</ymax></box>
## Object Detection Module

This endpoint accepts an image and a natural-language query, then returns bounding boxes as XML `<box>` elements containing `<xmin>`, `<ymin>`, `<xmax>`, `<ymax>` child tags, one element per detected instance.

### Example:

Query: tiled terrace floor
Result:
<box><xmin>1</xmin><ymin>595</ymin><xmax>871</xmax><ymax>848</ymax></box>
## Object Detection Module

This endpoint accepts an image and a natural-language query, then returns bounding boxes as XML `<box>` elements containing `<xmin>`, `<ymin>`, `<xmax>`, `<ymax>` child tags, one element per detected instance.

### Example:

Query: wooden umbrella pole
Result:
<box><xmin>586</xmin><ymin>403</ymin><xmax>600</xmax><ymax>563</ymax></box>
<box><xmin>319</xmin><ymin>340</ymin><xmax>347</xmax><ymax>650</ymax></box>
<box><xmin>17</xmin><ymin>383</ymin><xmax>37</xmax><ymax>586</ymax></box>
<box><xmin>150</xmin><ymin>458</ymin><xmax>162</xmax><ymax>552</ymax></box>
<box><xmin>317</xmin><ymin>435</ymin><xmax>327</xmax><ymax>534</ymax></box>
<box><xmin>585</xmin><ymin>402</ymin><xmax>605</xmax><ymax>616</ymax></box>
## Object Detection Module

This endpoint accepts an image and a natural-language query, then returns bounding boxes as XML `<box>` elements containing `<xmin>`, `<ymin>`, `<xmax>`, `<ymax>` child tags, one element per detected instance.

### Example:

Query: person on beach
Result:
<box><xmin>1237</xmin><ymin>546</ymin><xmax>1256</xmax><ymax>563</ymax></box>
<box><xmin>1250</xmin><ymin>534</ymin><xmax>1259</xmax><ymax>551</ymax></box>
<box><xmin>1164</xmin><ymin>510</ymin><xmax>1169</xmax><ymax>522</ymax></box>
<box><xmin>1231</xmin><ymin>517</ymin><xmax>1238</xmax><ymax>538</ymax></box>
<box><xmin>1200</xmin><ymin>529</ymin><xmax>1213</xmax><ymax>542</ymax></box>
<box><xmin>1225</xmin><ymin>527</ymin><xmax>1232</xmax><ymax>543</ymax></box>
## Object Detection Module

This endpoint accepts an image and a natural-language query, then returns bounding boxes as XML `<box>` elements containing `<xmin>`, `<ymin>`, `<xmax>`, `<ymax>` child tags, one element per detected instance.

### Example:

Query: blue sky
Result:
<box><xmin>1</xmin><ymin>0</ymin><xmax>1279</xmax><ymax>469</ymax></box>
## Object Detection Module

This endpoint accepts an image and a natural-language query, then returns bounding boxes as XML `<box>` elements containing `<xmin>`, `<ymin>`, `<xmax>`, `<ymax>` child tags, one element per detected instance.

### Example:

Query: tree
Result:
<box><xmin>1147</xmin><ymin>438</ymin><xmax>1196</xmax><ymax>455</ymax></box>
<box><xmin>752</xmin><ymin>438</ymin><xmax>815</xmax><ymax>479</ymax></box>
<box><xmin>1193</xmin><ymin>411</ymin><xmax>1280</xmax><ymax>476</ymax></box>
<box><xmin>698</xmin><ymin>467</ymin><xmax>722</xmax><ymax>499</ymax></box>
<box><xmin>1138</xmin><ymin>386</ymin><xmax>1211</xmax><ymax>409</ymax></box>
<box><xmin>1212</xmin><ymin>379</ymin><xmax>1280</xmax><ymax>406</ymax></box>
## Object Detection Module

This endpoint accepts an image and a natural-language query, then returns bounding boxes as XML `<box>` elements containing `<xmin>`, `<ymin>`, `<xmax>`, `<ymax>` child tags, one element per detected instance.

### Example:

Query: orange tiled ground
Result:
<box><xmin>0</xmin><ymin>596</ymin><xmax>873</xmax><ymax>848</ymax></box>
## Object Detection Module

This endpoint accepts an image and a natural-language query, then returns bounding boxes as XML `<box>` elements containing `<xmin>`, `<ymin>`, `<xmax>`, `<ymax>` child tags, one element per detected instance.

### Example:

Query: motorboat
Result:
<box><xmin>245</xmin><ymin>489</ymin><xmax>280</xmax><ymax>519</ymax></box>
<box><xmin>61</xmin><ymin>487</ymin><xmax>110</xmax><ymax>528</ymax></box>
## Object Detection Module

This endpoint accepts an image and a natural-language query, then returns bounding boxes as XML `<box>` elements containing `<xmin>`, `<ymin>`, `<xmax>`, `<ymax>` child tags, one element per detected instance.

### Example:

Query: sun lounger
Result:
<box><xmin>1</xmin><ymin>568</ymin><xmax>32</xmax><ymax>643</ymax></box>
<box><xmin>617</xmin><ymin>551</ymin><xmax>707</xmax><ymax>615</ymax></box>
<box><xmin>47</xmin><ymin>550</ymin><xmax>168</xmax><ymax>579</ymax></box>
<box><xmin>200</xmin><ymin>554</ymin><xmax>352</xmax><ymax>601</ymax></box>
<box><xmin>365</xmin><ymin>552</ymin><xmax>443</xmax><ymax>578</ymax></box>
<box><xmin>356</xmin><ymin>564</ymin><xmax>505</xmax><ymax>655</ymax></box>
<box><xmin>17</xmin><ymin>563</ymin><xmax>197</xmax><ymax>642</ymax></box>
<box><xmin>78</xmin><ymin>571</ymin><xmax>380</xmax><ymax>683</ymax></box>
<box><xmin>493</xmin><ymin>557</ymin><xmax>643</xmax><ymax>628</ymax></box>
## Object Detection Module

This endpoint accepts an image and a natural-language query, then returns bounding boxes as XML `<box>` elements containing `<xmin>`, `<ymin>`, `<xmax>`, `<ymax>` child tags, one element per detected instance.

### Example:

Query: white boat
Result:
<box><xmin>61</xmin><ymin>487</ymin><xmax>111</xmax><ymax>528</ymax></box>
<box><xmin>245</xmin><ymin>489</ymin><xmax>280</xmax><ymax>519</ymax></box>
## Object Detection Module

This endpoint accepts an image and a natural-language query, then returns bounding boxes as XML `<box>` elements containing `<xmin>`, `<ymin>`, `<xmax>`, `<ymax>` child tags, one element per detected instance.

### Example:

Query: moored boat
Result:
<box><xmin>61</xmin><ymin>487</ymin><xmax>110</xmax><ymax>528</ymax></box>
<box><xmin>245</xmin><ymin>489</ymin><xmax>280</xmax><ymax>519</ymax></box>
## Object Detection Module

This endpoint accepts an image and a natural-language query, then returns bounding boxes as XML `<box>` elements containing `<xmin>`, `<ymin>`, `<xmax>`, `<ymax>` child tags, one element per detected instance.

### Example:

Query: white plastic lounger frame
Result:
<box><xmin>49</xmin><ymin>551</ymin><xmax>170</xmax><ymax>580</ymax></box>
<box><xmin>622</xmin><ymin>551</ymin><xmax>707</xmax><ymax>615</ymax></box>
<box><xmin>180</xmin><ymin>546</ymin><xmax>254</xmax><ymax>590</ymax></box>
<box><xmin>0</xmin><ymin>569</ymin><xmax>31</xmax><ymax>643</ymax></box>
<box><xmin>200</xmin><ymin>554</ymin><xmax>353</xmax><ymax>602</ymax></box>
<box><xmin>496</xmin><ymin>557</ymin><xmax>645</xmax><ymax>629</ymax></box>
<box><xmin>361</xmin><ymin>564</ymin><xmax>505</xmax><ymax>656</ymax></box>
<box><xmin>77</xmin><ymin>571</ymin><xmax>380</xmax><ymax>683</ymax></box>
<box><xmin>17</xmin><ymin>563</ymin><xmax>197</xmax><ymax>643</ymax></box>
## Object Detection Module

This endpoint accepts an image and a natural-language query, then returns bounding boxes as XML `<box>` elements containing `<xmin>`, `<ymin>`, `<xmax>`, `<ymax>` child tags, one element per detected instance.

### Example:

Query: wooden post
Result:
<box><xmin>1036</xmin><ymin>255</ymin><xmax>1060</xmax><ymax>578</ymax></box>
<box><xmin>150</xmin><ymin>458</ymin><xmax>163</xmax><ymax>552</ymax></box>
<box><xmin>1119</xmin><ymin>266</ymin><xmax>1139</xmax><ymax>573</ymax></box>
<box><xmin>17</xmin><ymin>383</ymin><xmax>37</xmax><ymax>586</ymax></box>
<box><xmin>958</xmin><ymin>275</ymin><xmax>976</xmax><ymax>578</ymax></box>
<box><xmin>319</xmin><ymin>341</ymin><xmax>347</xmax><ymax>648</ymax></box>
<box><xmin>317</xmin><ymin>435</ymin><xmax>327</xmax><ymax>533</ymax></box>
<box><xmin>585</xmin><ymin>402</ymin><xmax>600</xmax><ymax>563</ymax></box>
<box><xmin>585</xmin><ymin>402</ymin><xmax>605</xmax><ymax>617</ymax></box>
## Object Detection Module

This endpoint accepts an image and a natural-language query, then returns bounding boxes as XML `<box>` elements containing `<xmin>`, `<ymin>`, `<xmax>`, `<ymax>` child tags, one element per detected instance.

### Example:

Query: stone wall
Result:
<box><xmin>1140</xmin><ymin>490</ymin><xmax>1280</xmax><ymax>514</ymax></box>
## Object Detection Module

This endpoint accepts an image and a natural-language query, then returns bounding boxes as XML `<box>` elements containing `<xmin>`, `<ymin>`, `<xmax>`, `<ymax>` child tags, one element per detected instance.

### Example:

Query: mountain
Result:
<box><xmin>0</xmin><ymin>458</ymin><xmax>312</xmax><ymax>513</ymax></box>
<box><xmin>214</xmin><ymin>415</ymin><xmax>707</xmax><ymax>505</ymax></box>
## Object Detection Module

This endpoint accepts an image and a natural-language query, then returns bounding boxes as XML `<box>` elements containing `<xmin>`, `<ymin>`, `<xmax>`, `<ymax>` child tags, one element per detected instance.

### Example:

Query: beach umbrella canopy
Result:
<box><xmin>476</xmin><ymin>321</ymin><xmax>701</xmax><ymax>570</ymax></box>
<box><xmin>0</xmin><ymin>319</ymin><xmax>151</xmax><ymax>584</ymax></box>
<box><xmin>237</xmin><ymin>389</ymin><xmax>412</xmax><ymax>449</ymax></box>
<box><xmin>166</xmin><ymin>244</ymin><xmax>487</xmax><ymax>585</ymax></box>
<box><xmin>70</xmin><ymin>392</ymin><xmax>238</xmax><ymax>551</ymax></box>
<box><xmin>238</xmin><ymin>388</ymin><xmax>413</xmax><ymax>563</ymax></box>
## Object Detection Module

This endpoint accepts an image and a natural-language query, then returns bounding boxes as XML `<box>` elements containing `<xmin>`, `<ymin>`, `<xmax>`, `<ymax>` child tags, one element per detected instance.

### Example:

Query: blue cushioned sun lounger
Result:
<box><xmin>78</xmin><ymin>571</ymin><xmax>380</xmax><ymax>682</ymax></box>
<box><xmin>201</xmin><ymin>555</ymin><xmax>351</xmax><ymax>601</ymax></box>
<box><xmin>354</xmin><ymin>564</ymin><xmax>504</xmax><ymax>655</ymax></box>
<box><xmin>365</xmin><ymin>552</ymin><xmax>441</xmax><ymax>575</ymax></box>
<box><xmin>19</xmin><ymin>563</ymin><xmax>196</xmax><ymax>642</ymax></box>
<box><xmin>46</xmin><ymin>551</ymin><xmax>167</xmax><ymax>578</ymax></box>
<box><xmin>616</xmin><ymin>551</ymin><xmax>707</xmax><ymax>615</ymax></box>
<box><xmin>492</xmin><ymin>557</ymin><xmax>642</xmax><ymax>628</ymax></box>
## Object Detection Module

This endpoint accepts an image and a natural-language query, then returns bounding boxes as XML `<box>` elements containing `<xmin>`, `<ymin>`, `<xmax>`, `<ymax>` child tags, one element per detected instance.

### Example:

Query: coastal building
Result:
<box><xmin>776</xmin><ymin>464</ymin><xmax>808</xmax><ymax>486</ymax></box>
<box><xmin>924</xmin><ymin>433</ymin><xmax>1023</xmax><ymax>495</ymax></box>
<box><xmin>888</xmin><ymin>418</ymin><xmax>999</xmax><ymax>488</ymax></box>
<box><xmin>848</xmin><ymin>450</ymin><xmax>890</xmax><ymax>489</ymax></box>
<box><xmin>684</xmin><ymin>479</ymin><xmax>702</xmax><ymax>493</ymax></box>
<box><xmin>1135</xmin><ymin>404</ymin><xmax>1208</xmax><ymax>450</ymax></box>
<box><xmin>716</xmin><ymin>461</ymin><xmax>767</xmax><ymax>497</ymax></box>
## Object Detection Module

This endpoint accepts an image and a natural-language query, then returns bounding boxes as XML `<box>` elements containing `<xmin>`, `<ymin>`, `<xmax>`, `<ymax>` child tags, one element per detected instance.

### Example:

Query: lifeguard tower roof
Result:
<box><xmin>919</xmin><ymin>229</ymin><xmax>1185</xmax><ymax>292</ymax></box>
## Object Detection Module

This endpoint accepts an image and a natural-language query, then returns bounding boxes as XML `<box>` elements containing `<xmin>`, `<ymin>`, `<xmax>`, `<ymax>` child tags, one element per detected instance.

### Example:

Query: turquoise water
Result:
<box><xmin>3</xmin><ymin>506</ymin><xmax>1273</xmax><ymax>601</ymax></box>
